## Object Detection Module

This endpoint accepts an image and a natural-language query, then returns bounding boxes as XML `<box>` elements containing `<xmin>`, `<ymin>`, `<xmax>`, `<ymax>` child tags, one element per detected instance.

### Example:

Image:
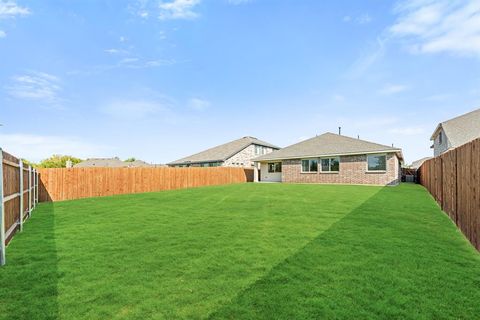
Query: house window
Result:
<box><xmin>255</xmin><ymin>145</ymin><xmax>269</xmax><ymax>155</ymax></box>
<box><xmin>268</xmin><ymin>162</ymin><xmax>282</xmax><ymax>173</ymax></box>
<box><xmin>321</xmin><ymin>157</ymin><xmax>340</xmax><ymax>172</ymax></box>
<box><xmin>367</xmin><ymin>154</ymin><xmax>387</xmax><ymax>171</ymax></box>
<box><xmin>205</xmin><ymin>162</ymin><xmax>221</xmax><ymax>167</ymax></box>
<box><xmin>301</xmin><ymin>159</ymin><xmax>318</xmax><ymax>172</ymax></box>
<box><xmin>439</xmin><ymin>131</ymin><xmax>443</xmax><ymax>145</ymax></box>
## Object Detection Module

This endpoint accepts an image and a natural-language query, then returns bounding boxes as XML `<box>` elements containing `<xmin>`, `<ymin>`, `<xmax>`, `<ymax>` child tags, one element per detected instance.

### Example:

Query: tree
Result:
<box><xmin>21</xmin><ymin>159</ymin><xmax>37</xmax><ymax>168</ymax></box>
<box><xmin>124</xmin><ymin>157</ymin><xmax>136</xmax><ymax>162</ymax></box>
<box><xmin>37</xmin><ymin>155</ymin><xmax>83</xmax><ymax>168</ymax></box>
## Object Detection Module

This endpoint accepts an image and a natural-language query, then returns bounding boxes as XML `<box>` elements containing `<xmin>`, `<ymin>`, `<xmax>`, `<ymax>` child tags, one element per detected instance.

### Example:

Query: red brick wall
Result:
<box><xmin>282</xmin><ymin>153</ymin><xmax>400</xmax><ymax>186</ymax></box>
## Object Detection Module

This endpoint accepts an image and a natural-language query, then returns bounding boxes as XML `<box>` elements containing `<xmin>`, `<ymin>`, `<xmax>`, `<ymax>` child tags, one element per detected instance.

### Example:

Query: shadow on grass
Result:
<box><xmin>0</xmin><ymin>202</ymin><xmax>59</xmax><ymax>320</ymax></box>
<box><xmin>209</xmin><ymin>185</ymin><xmax>480</xmax><ymax>319</ymax></box>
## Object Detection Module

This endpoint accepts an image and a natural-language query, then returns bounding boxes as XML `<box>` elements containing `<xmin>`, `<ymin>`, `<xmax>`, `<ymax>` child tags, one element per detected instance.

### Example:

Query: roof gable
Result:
<box><xmin>431</xmin><ymin>108</ymin><xmax>480</xmax><ymax>147</ymax></box>
<box><xmin>253</xmin><ymin>132</ymin><xmax>402</xmax><ymax>161</ymax></box>
<box><xmin>168</xmin><ymin>136</ymin><xmax>280</xmax><ymax>165</ymax></box>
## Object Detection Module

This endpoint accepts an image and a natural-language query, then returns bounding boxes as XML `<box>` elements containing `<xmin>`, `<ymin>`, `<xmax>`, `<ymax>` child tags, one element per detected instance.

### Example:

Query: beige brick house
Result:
<box><xmin>253</xmin><ymin>132</ymin><xmax>403</xmax><ymax>186</ymax></box>
<box><xmin>168</xmin><ymin>136</ymin><xmax>279</xmax><ymax>168</ymax></box>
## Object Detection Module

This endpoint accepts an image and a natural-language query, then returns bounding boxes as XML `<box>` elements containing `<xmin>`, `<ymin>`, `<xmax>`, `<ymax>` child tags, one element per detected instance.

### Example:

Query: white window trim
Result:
<box><xmin>320</xmin><ymin>157</ymin><xmax>340</xmax><ymax>173</ymax></box>
<box><xmin>301</xmin><ymin>158</ymin><xmax>318</xmax><ymax>173</ymax></box>
<box><xmin>366</xmin><ymin>153</ymin><xmax>387</xmax><ymax>173</ymax></box>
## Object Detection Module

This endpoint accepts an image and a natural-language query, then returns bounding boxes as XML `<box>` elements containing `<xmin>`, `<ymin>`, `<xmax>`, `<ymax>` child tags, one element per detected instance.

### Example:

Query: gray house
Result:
<box><xmin>431</xmin><ymin>108</ymin><xmax>480</xmax><ymax>156</ymax></box>
<box><xmin>168</xmin><ymin>136</ymin><xmax>279</xmax><ymax>168</ymax></box>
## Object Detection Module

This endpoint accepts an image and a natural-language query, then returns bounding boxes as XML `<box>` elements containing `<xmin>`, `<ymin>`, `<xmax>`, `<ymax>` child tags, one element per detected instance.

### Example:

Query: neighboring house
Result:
<box><xmin>431</xmin><ymin>108</ymin><xmax>480</xmax><ymax>156</ymax></box>
<box><xmin>409</xmin><ymin>157</ymin><xmax>432</xmax><ymax>170</ymax></box>
<box><xmin>74</xmin><ymin>158</ymin><xmax>157</xmax><ymax>168</ymax></box>
<box><xmin>168</xmin><ymin>136</ymin><xmax>280</xmax><ymax>168</ymax></box>
<box><xmin>126</xmin><ymin>160</ymin><xmax>159</xmax><ymax>167</ymax></box>
<box><xmin>253</xmin><ymin>132</ymin><xmax>403</xmax><ymax>186</ymax></box>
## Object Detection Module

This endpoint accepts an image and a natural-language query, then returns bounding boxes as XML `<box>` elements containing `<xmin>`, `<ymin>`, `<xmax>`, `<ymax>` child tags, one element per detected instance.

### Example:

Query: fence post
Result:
<box><xmin>19</xmin><ymin>161</ymin><xmax>24</xmax><ymax>231</ymax></box>
<box><xmin>28</xmin><ymin>166</ymin><xmax>32</xmax><ymax>217</ymax></box>
<box><xmin>0</xmin><ymin>149</ymin><xmax>5</xmax><ymax>266</ymax></box>
<box><xmin>35</xmin><ymin>170</ymin><xmax>39</xmax><ymax>204</ymax></box>
<box><xmin>33</xmin><ymin>169</ymin><xmax>36</xmax><ymax>209</ymax></box>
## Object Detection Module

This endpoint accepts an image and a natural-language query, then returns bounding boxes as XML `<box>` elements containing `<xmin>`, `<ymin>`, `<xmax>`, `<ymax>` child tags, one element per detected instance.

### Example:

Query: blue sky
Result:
<box><xmin>1</xmin><ymin>0</ymin><xmax>479</xmax><ymax>164</ymax></box>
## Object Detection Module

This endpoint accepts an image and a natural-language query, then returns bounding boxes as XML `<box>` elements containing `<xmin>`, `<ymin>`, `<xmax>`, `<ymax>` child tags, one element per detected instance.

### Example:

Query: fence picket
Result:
<box><xmin>419</xmin><ymin>138</ymin><xmax>480</xmax><ymax>251</ymax></box>
<box><xmin>38</xmin><ymin>167</ymin><xmax>254</xmax><ymax>202</ymax></box>
<box><xmin>0</xmin><ymin>149</ymin><xmax>5</xmax><ymax>266</ymax></box>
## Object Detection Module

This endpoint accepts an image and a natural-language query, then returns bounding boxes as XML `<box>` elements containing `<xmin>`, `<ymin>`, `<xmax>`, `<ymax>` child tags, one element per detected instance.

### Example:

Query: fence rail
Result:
<box><xmin>0</xmin><ymin>149</ymin><xmax>39</xmax><ymax>265</ymax></box>
<box><xmin>418</xmin><ymin>138</ymin><xmax>480</xmax><ymax>251</ymax></box>
<box><xmin>39</xmin><ymin>166</ymin><xmax>254</xmax><ymax>202</ymax></box>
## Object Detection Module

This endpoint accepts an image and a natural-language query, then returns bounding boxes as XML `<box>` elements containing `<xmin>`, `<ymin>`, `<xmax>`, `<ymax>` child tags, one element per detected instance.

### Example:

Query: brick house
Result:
<box><xmin>168</xmin><ymin>136</ymin><xmax>279</xmax><ymax>168</ymax></box>
<box><xmin>253</xmin><ymin>132</ymin><xmax>403</xmax><ymax>186</ymax></box>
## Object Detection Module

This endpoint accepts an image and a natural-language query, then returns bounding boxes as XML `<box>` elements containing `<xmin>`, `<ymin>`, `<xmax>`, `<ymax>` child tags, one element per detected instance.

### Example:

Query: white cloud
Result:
<box><xmin>188</xmin><ymin>98</ymin><xmax>210</xmax><ymax>110</ymax></box>
<box><xmin>145</xmin><ymin>59</ymin><xmax>176</xmax><ymax>67</ymax></box>
<box><xmin>0</xmin><ymin>30</ymin><xmax>5</xmax><ymax>38</ymax></box>
<box><xmin>357</xmin><ymin>13</ymin><xmax>372</xmax><ymax>24</ymax></box>
<box><xmin>158</xmin><ymin>0</ymin><xmax>201</xmax><ymax>20</ymax></box>
<box><xmin>105</xmin><ymin>48</ymin><xmax>128</xmax><ymax>54</ymax></box>
<box><xmin>390</xmin><ymin>0</ymin><xmax>480</xmax><ymax>56</ymax></box>
<box><xmin>128</xmin><ymin>0</ymin><xmax>149</xmax><ymax>19</ymax></box>
<box><xmin>0</xmin><ymin>133</ymin><xmax>109</xmax><ymax>162</ymax></box>
<box><xmin>120</xmin><ymin>57</ymin><xmax>140</xmax><ymax>64</ymax></box>
<box><xmin>6</xmin><ymin>71</ymin><xmax>62</xmax><ymax>104</ymax></box>
<box><xmin>389</xmin><ymin>127</ymin><xmax>426</xmax><ymax>135</ymax></box>
<box><xmin>101</xmin><ymin>98</ymin><xmax>174</xmax><ymax>120</ymax></box>
<box><xmin>343</xmin><ymin>13</ymin><xmax>372</xmax><ymax>25</ymax></box>
<box><xmin>228</xmin><ymin>0</ymin><xmax>252</xmax><ymax>5</ymax></box>
<box><xmin>346</xmin><ymin>37</ymin><xmax>386</xmax><ymax>78</ymax></box>
<box><xmin>119</xmin><ymin>57</ymin><xmax>176</xmax><ymax>68</ymax></box>
<box><xmin>424</xmin><ymin>93</ymin><xmax>452</xmax><ymax>101</ymax></box>
<box><xmin>0</xmin><ymin>0</ymin><xmax>30</xmax><ymax>18</ymax></box>
<box><xmin>379</xmin><ymin>84</ymin><xmax>408</xmax><ymax>95</ymax></box>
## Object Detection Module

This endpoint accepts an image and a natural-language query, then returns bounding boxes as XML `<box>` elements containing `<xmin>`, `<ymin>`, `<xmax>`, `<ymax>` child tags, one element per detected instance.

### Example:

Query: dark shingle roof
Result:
<box><xmin>253</xmin><ymin>132</ymin><xmax>403</xmax><ymax>161</ymax></box>
<box><xmin>168</xmin><ymin>136</ymin><xmax>279</xmax><ymax>165</ymax></box>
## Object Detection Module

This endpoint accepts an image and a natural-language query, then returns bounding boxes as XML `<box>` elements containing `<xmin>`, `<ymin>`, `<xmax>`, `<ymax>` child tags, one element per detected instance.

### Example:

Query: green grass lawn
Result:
<box><xmin>1</xmin><ymin>183</ymin><xmax>479</xmax><ymax>319</ymax></box>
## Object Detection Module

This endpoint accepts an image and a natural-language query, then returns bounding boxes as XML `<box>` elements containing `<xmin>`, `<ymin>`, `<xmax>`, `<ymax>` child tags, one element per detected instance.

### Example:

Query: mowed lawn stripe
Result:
<box><xmin>210</xmin><ymin>184</ymin><xmax>480</xmax><ymax>320</ymax></box>
<box><xmin>0</xmin><ymin>183</ymin><xmax>379</xmax><ymax>319</ymax></box>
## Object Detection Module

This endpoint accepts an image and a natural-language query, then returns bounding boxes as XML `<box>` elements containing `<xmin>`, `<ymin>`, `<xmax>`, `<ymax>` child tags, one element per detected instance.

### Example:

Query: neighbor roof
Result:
<box><xmin>126</xmin><ymin>160</ymin><xmax>154</xmax><ymax>167</ymax></box>
<box><xmin>74</xmin><ymin>158</ymin><xmax>155</xmax><ymax>168</ymax></box>
<box><xmin>253</xmin><ymin>132</ymin><xmax>403</xmax><ymax>162</ymax></box>
<box><xmin>168</xmin><ymin>136</ymin><xmax>280</xmax><ymax>165</ymax></box>
<box><xmin>74</xmin><ymin>158</ymin><xmax>126</xmax><ymax>168</ymax></box>
<box><xmin>430</xmin><ymin>108</ymin><xmax>480</xmax><ymax>148</ymax></box>
<box><xmin>410</xmin><ymin>157</ymin><xmax>432</xmax><ymax>169</ymax></box>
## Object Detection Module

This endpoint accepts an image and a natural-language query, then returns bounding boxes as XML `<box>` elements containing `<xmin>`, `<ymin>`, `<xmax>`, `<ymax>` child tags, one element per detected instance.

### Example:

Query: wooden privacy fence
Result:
<box><xmin>0</xmin><ymin>149</ymin><xmax>39</xmax><ymax>266</ymax></box>
<box><xmin>39</xmin><ymin>166</ymin><xmax>254</xmax><ymax>202</ymax></box>
<box><xmin>418</xmin><ymin>138</ymin><xmax>480</xmax><ymax>251</ymax></box>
